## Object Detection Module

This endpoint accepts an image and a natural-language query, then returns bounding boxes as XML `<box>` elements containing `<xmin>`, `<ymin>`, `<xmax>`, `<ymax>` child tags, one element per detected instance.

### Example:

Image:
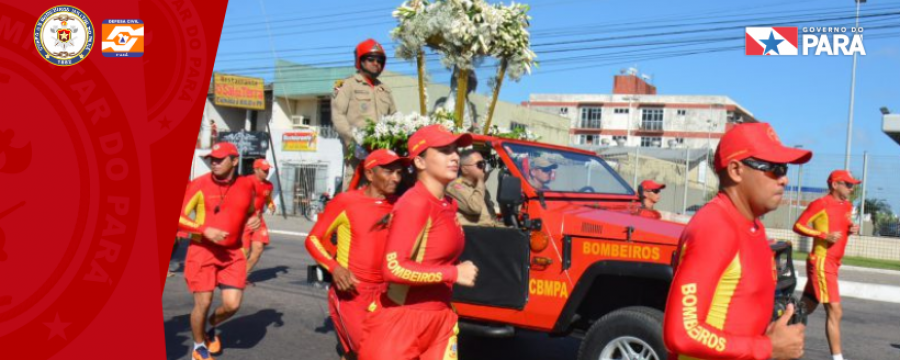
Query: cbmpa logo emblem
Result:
<box><xmin>745</xmin><ymin>27</ymin><xmax>798</xmax><ymax>55</ymax></box>
<box><xmin>101</xmin><ymin>19</ymin><xmax>144</xmax><ymax>57</ymax></box>
<box><xmin>33</xmin><ymin>5</ymin><xmax>94</xmax><ymax>66</ymax></box>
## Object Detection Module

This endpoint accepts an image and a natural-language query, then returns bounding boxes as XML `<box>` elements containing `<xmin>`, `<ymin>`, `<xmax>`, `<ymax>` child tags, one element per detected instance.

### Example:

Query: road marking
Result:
<box><xmin>270</xmin><ymin>229</ymin><xmax>308</xmax><ymax>237</ymax></box>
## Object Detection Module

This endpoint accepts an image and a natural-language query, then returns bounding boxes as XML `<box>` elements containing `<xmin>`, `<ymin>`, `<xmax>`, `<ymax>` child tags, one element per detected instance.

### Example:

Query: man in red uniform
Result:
<box><xmin>243</xmin><ymin>158</ymin><xmax>276</xmax><ymax>276</ymax></box>
<box><xmin>305</xmin><ymin>149</ymin><xmax>408</xmax><ymax>360</ymax></box>
<box><xmin>663</xmin><ymin>123</ymin><xmax>808</xmax><ymax>360</ymax></box>
<box><xmin>359</xmin><ymin>125</ymin><xmax>479</xmax><ymax>360</ymax></box>
<box><xmin>794</xmin><ymin>169</ymin><xmax>861</xmax><ymax>360</ymax></box>
<box><xmin>178</xmin><ymin>142</ymin><xmax>260</xmax><ymax>360</ymax></box>
<box><xmin>635</xmin><ymin>179</ymin><xmax>665</xmax><ymax>220</ymax></box>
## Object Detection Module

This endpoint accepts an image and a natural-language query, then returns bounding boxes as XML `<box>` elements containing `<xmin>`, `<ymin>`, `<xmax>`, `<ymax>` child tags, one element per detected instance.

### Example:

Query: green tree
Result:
<box><xmin>858</xmin><ymin>198</ymin><xmax>896</xmax><ymax>234</ymax></box>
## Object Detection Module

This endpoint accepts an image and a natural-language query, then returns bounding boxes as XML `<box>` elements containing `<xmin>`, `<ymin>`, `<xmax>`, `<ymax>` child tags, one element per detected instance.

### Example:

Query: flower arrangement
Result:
<box><xmin>391</xmin><ymin>0</ymin><xmax>536</xmax><ymax>128</ymax></box>
<box><xmin>352</xmin><ymin>111</ymin><xmax>461</xmax><ymax>157</ymax></box>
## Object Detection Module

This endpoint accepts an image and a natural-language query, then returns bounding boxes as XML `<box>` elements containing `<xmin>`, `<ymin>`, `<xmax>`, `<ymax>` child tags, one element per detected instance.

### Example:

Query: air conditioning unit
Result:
<box><xmin>291</xmin><ymin>115</ymin><xmax>306</xmax><ymax>128</ymax></box>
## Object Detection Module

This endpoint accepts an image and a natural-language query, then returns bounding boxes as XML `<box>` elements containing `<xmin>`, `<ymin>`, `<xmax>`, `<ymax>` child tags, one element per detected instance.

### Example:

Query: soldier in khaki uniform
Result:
<box><xmin>446</xmin><ymin>150</ymin><xmax>498</xmax><ymax>226</ymax></box>
<box><xmin>527</xmin><ymin>156</ymin><xmax>557</xmax><ymax>191</ymax></box>
<box><xmin>332</xmin><ymin>39</ymin><xmax>397</xmax><ymax>191</ymax></box>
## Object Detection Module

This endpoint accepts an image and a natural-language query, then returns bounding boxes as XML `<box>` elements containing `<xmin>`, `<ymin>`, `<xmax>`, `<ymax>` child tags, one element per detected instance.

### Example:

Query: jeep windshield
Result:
<box><xmin>502</xmin><ymin>143</ymin><xmax>635</xmax><ymax>196</ymax></box>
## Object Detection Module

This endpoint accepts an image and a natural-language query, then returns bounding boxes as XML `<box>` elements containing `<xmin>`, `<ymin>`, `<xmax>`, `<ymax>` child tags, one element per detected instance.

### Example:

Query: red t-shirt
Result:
<box><xmin>793</xmin><ymin>195</ymin><xmax>853</xmax><ymax>260</ymax></box>
<box><xmin>304</xmin><ymin>189</ymin><xmax>395</xmax><ymax>284</ymax></box>
<box><xmin>178</xmin><ymin>173</ymin><xmax>255</xmax><ymax>249</ymax></box>
<box><xmin>247</xmin><ymin>175</ymin><xmax>274</xmax><ymax>218</ymax></box>
<box><xmin>664</xmin><ymin>193</ymin><xmax>776</xmax><ymax>360</ymax></box>
<box><xmin>381</xmin><ymin>181</ymin><xmax>464</xmax><ymax>311</ymax></box>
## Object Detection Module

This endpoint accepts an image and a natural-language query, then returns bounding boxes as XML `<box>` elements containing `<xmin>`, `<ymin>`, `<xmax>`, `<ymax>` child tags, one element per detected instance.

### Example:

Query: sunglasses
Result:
<box><xmin>648</xmin><ymin>189</ymin><xmax>661</xmax><ymax>194</ymax></box>
<box><xmin>362</xmin><ymin>56</ymin><xmax>385</xmax><ymax>64</ymax></box>
<box><xmin>536</xmin><ymin>166</ymin><xmax>556</xmax><ymax>173</ymax></box>
<box><xmin>838</xmin><ymin>181</ymin><xmax>855</xmax><ymax>189</ymax></box>
<box><xmin>741</xmin><ymin>158</ymin><xmax>788</xmax><ymax>178</ymax></box>
<box><xmin>464</xmin><ymin>161</ymin><xmax>486</xmax><ymax>170</ymax></box>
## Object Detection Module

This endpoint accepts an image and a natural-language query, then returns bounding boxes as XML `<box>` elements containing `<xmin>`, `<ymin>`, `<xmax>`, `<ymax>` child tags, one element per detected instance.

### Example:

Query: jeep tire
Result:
<box><xmin>577</xmin><ymin>306</ymin><xmax>666</xmax><ymax>360</ymax></box>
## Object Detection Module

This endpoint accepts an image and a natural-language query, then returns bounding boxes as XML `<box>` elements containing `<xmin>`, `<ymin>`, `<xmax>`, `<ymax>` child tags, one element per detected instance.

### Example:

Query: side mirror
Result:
<box><xmin>498</xmin><ymin>175</ymin><xmax>523</xmax><ymax>206</ymax></box>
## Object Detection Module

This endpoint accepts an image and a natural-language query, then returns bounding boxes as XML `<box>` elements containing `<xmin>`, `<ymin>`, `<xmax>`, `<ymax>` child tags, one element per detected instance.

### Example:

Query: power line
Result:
<box><xmin>210</xmin><ymin>16</ymin><xmax>900</xmax><ymax>74</ymax></box>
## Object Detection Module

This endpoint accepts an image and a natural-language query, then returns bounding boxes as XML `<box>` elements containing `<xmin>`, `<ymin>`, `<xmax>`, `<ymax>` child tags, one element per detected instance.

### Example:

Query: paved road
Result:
<box><xmin>163</xmin><ymin>225</ymin><xmax>900</xmax><ymax>360</ymax></box>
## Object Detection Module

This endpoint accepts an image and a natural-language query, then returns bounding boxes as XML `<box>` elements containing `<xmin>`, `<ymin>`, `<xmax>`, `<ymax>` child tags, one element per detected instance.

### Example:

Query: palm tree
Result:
<box><xmin>858</xmin><ymin>198</ymin><xmax>898</xmax><ymax>236</ymax></box>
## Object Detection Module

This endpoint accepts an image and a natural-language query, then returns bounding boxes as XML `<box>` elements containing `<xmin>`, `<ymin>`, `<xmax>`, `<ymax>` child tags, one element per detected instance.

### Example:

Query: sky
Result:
<box><xmin>213</xmin><ymin>0</ymin><xmax>900</xmax><ymax>213</ymax></box>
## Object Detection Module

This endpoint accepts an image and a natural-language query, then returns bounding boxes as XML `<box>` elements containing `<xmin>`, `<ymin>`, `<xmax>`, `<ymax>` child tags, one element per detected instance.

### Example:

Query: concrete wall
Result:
<box><xmin>272</xmin><ymin>96</ymin><xmax>322</xmax><ymax>130</ymax></box>
<box><xmin>767</xmin><ymin>228</ymin><xmax>900</xmax><ymax>261</ymax></box>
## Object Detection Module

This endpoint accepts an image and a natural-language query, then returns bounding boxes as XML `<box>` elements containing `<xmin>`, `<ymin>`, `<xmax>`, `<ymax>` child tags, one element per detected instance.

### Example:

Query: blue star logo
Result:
<box><xmin>759</xmin><ymin>31</ymin><xmax>784</xmax><ymax>55</ymax></box>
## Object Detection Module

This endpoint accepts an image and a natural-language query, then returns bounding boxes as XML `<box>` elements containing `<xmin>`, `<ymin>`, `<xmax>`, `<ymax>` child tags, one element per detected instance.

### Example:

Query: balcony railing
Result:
<box><xmin>639</xmin><ymin>121</ymin><xmax>664</xmax><ymax>132</ymax></box>
<box><xmin>579</xmin><ymin>119</ymin><xmax>602</xmax><ymax>129</ymax></box>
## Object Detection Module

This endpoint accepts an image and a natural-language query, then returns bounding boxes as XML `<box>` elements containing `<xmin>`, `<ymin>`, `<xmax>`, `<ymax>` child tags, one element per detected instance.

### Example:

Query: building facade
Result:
<box><xmin>526</xmin><ymin>71</ymin><xmax>758</xmax><ymax>151</ymax></box>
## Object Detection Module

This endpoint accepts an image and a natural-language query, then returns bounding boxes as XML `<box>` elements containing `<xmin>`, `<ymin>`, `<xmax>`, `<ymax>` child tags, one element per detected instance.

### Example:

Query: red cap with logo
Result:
<box><xmin>714</xmin><ymin>123</ymin><xmax>812</xmax><ymax>171</ymax></box>
<box><xmin>364</xmin><ymin>149</ymin><xmax>411</xmax><ymax>169</ymax></box>
<box><xmin>253</xmin><ymin>158</ymin><xmax>272</xmax><ymax>171</ymax></box>
<box><xmin>205</xmin><ymin>142</ymin><xmax>239</xmax><ymax>159</ymax></box>
<box><xmin>828</xmin><ymin>170</ymin><xmax>861</xmax><ymax>185</ymax></box>
<box><xmin>640</xmin><ymin>180</ymin><xmax>666</xmax><ymax>191</ymax></box>
<box><xmin>407</xmin><ymin>125</ymin><xmax>473</xmax><ymax>159</ymax></box>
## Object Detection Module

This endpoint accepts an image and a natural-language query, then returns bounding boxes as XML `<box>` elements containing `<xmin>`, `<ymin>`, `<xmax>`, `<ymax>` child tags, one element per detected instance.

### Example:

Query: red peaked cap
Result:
<box><xmin>714</xmin><ymin>122</ymin><xmax>811</xmax><ymax>171</ymax></box>
<box><xmin>407</xmin><ymin>125</ymin><xmax>473</xmax><ymax>159</ymax></box>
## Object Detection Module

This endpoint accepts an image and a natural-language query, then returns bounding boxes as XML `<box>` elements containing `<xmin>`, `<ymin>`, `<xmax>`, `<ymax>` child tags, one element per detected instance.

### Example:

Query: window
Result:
<box><xmin>511</xmin><ymin>121</ymin><xmax>527</xmax><ymax>131</ymax></box>
<box><xmin>641</xmin><ymin>136</ymin><xmax>662</xmax><ymax>148</ymax></box>
<box><xmin>677</xmin><ymin>109</ymin><xmax>687</xmax><ymax>116</ymax></box>
<box><xmin>612</xmin><ymin>135</ymin><xmax>627</xmax><ymax>146</ymax></box>
<box><xmin>580</xmin><ymin>107</ymin><xmax>602</xmax><ymax>129</ymax></box>
<box><xmin>579</xmin><ymin>134</ymin><xmax>599</xmax><ymax>145</ymax></box>
<box><xmin>641</xmin><ymin>108</ymin><xmax>664</xmax><ymax>131</ymax></box>
<box><xmin>559</xmin><ymin>107</ymin><xmax>569</xmax><ymax>116</ymax></box>
<box><xmin>503</xmin><ymin>143</ymin><xmax>635</xmax><ymax>195</ymax></box>
<box><xmin>675</xmin><ymin>137</ymin><xmax>685</xmax><ymax>145</ymax></box>
<box><xmin>614</xmin><ymin>108</ymin><xmax>630</xmax><ymax>114</ymax></box>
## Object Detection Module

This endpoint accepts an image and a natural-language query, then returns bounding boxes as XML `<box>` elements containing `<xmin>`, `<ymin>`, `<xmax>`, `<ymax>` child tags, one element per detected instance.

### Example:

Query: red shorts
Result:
<box><xmin>184</xmin><ymin>243</ymin><xmax>247</xmax><ymax>292</ymax></box>
<box><xmin>358</xmin><ymin>304</ymin><xmax>459</xmax><ymax>360</ymax></box>
<box><xmin>242</xmin><ymin>219</ymin><xmax>270</xmax><ymax>248</ymax></box>
<box><xmin>804</xmin><ymin>255</ymin><xmax>841</xmax><ymax>303</ymax></box>
<box><xmin>329</xmin><ymin>282</ymin><xmax>385</xmax><ymax>354</ymax></box>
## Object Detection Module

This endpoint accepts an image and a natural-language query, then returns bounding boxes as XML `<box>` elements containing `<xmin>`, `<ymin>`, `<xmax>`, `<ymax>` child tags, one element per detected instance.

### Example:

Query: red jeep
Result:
<box><xmin>448</xmin><ymin>135</ymin><xmax>683</xmax><ymax>360</ymax></box>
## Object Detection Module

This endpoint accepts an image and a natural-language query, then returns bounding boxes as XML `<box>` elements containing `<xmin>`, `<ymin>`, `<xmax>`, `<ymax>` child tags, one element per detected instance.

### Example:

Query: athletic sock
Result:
<box><xmin>833</xmin><ymin>354</ymin><xmax>844</xmax><ymax>360</ymax></box>
<box><xmin>194</xmin><ymin>342</ymin><xmax>206</xmax><ymax>351</ymax></box>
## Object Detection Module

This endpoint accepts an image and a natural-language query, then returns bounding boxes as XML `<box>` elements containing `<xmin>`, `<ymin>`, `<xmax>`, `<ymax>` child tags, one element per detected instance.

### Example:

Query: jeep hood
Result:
<box><xmin>544</xmin><ymin>202</ymin><xmax>685</xmax><ymax>246</ymax></box>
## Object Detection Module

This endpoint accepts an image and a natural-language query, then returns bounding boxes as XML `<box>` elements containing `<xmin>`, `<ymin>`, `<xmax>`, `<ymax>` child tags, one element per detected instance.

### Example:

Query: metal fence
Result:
<box><xmin>773</xmin><ymin>152</ymin><xmax>900</xmax><ymax>243</ymax></box>
<box><xmin>586</xmin><ymin>146</ymin><xmax>900</xmax><ymax>251</ymax></box>
<box><xmin>275</xmin><ymin>163</ymin><xmax>330</xmax><ymax>216</ymax></box>
<box><xmin>589</xmin><ymin>146</ymin><xmax>719</xmax><ymax>215</ymax></box>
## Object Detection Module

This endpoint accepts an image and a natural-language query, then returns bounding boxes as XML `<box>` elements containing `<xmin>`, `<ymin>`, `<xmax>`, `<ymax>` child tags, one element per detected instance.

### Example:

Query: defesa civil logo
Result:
<box><xmin>101</xmin><ymin>19</ymin><xmax>144</xmax><ymax>57</ymax></box>
<box><xmin>745</xmin><ymin>26</ymin><xmax>866</xmax><ymax>56</ymax></box>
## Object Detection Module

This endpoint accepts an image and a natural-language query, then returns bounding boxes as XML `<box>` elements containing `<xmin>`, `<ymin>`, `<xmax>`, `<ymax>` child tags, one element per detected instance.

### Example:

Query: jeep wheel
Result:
<box><xmin>577</xmin><ymin>306</ymin><xmax>666</xmax><ymax>360</ymax></box>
